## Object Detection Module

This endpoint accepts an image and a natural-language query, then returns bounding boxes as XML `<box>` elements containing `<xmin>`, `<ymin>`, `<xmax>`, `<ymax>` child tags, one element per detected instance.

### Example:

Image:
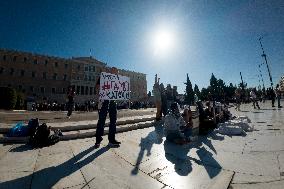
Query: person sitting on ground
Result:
<box><xmin>197</xmin><ymin>101</ymin><xmax>216</xmax><ymax>135</ymax></box>
<box><xmin>164</xmin><ymin>102</ymin><xmax>190</xmax><ymax>144</ymax></box>
<box><xmin>181</xmin><ymin>105</ymin><xmax>193</xmax><ymax>139</ymax></box>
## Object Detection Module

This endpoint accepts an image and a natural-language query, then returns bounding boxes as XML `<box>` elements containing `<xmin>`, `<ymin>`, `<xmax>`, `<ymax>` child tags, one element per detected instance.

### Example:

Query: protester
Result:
<box><xmin>66</xmin><ymin>86</ymin><xmax>75</xmax><ymax>118</ymax></box>
<box><xmin>160</xmin><ymin>83</ymin><xmax>168</xmax><ymax>117</ymax></box>
<box><xmin>164</xmin><ymin>102</ymin><xmax>190</xmax><ymax>144</ymax></box>
<box><xmin>235</xmin><ymin>88</ymin><xmax>241</xmax><ymax>111</ymax></box>
<box><xmin>153</xmin><ymin>74</ymin><xmax>162</xmax><ymax>121</ymax></box>
<box><xmin>250</xmin><ymin>88</ymin><xmax>260</xmax><ymax>109</ymax></box>
<box><xmin>95</xmin><ymin>67</ymin><xmax>121</xmax><ymax>148</ymax></box>
<box><xmin>270</xmin><ymin>87</ymin><xmax>276</xmax><ymax>107</ymax></box>
<box><xmin>275</xmin><ymin>84</ymin><xmax>282</xmax><ymax>108</ymax></box>
<box><xmin>197</xmin><ymin>101</ymin><xmax>216</xmax><ymax>135</ymax></box>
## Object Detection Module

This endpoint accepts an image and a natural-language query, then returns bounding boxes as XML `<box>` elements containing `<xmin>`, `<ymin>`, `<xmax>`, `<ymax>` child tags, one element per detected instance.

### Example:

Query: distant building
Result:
<box><xmin>0</xmin><ymin>49</ymin><xmax>147</xmax><ymax>104</ymax></box>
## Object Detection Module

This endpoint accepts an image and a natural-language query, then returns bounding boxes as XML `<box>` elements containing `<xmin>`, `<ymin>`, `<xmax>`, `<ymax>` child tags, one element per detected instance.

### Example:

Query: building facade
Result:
<box><xmin>0</xmin><ymin>49</ymin><xmax>147</xmax><ymax>104</ymax></box>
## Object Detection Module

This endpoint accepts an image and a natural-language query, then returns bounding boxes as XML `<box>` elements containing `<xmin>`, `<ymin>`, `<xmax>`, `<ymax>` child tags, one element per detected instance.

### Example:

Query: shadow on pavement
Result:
<box><xmin>0</xmin><ymin>145</ymin><xmax>110</xmax><ymax>189</ymax></box>
<box><xmin>9</xmin><ymin>144</ymin><xmax>34</xmax><ymax>152</ymax></box>
<box><xmin>131</xmin><ymin>124</ymin><xmax>164</xmax><ymax>175</ymax></box>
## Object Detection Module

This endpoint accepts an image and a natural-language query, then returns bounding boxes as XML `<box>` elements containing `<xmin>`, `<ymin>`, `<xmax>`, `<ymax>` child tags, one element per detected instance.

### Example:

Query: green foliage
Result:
<box><xmin>194</xmin><ymin>84</ymin><xmax>201</xmax><ymax>99</ymax></box>
<box><xmin>184</xmin><ymin>74</ymin><xmax>195</xmax><ymax>105</ymax></box>
<box><xmin>0</xmin><ymin>87</ymin><xmax>17</xmax><ymax>109</ymax></box>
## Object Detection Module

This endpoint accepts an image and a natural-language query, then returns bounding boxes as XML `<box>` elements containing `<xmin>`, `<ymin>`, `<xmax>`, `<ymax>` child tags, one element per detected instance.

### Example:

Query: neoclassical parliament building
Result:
<box><xmin>0</xmin><ymin>49</ymin><xmax>147</xmax><ymax>103</ymax></box>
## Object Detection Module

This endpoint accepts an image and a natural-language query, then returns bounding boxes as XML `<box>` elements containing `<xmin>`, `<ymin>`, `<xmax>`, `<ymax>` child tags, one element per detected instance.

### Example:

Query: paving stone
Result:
<box><xmin>0</xmin><ymin>171</ymin><xmax>33</xmax><ymax>189</ymax></box>
<box><xmin>156</xmin><ymin>159</ymin><xmax>233</xmax><ymax>189</ymax></box>
<box><xmin>31</xmin><ymin>152</ymin><xmax>86</xmax><ymax>189</ymax></box>
<box><xmin>232</xmin><ymin>172</ymin><xmax>280</xmax><ymax>184</ymax></box>
<box><xmin>78</xmin><ymin>147</ymin><xmax>164</xmax><ymax>189</ymax></box>
<box><xmin>277</xmin><ymin>151</ymin><xmax>284</xmax><ymax>179</ymax></box>
<box><xmin>245</xmin><ymin>135</ymin><xmax>284</xmax><ymax>152</ymax></box>
<box><xmin>199</xmin><ymin>150</ymin><xmax>280</xmax><ymax>178</ymax></box>
<box><xmin>0</xmin><ymin>147</ymin><xmax>38</xmax><ymax>173</ymax></box>
<box><xmin>39</xmin><ymin>141</ymin><xmax>73</xmax><ymax>155</ymax></box>
<box><xmin>230</xmin><ymin>179</ymin><xmax>284</xmax><ymax>189</ymax></box>
<box><xmin>0</xmin><ymin>144</ymin><xmax>13</xmax><ymax>158</ymax></box>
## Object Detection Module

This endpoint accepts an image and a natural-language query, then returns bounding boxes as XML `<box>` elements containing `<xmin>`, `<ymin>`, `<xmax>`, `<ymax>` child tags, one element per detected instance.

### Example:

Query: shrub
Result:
<box><xmin>0</xmin><ymin>87</ymin><xmax>17</xmax><ymax>109</ymax></box>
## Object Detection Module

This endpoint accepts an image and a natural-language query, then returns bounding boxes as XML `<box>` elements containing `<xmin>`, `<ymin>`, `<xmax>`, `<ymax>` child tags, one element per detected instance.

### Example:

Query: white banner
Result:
<box><xmin>99</xmin><ymin>72</ymin><xmax>130</xmax><ymax>100</ymax></box>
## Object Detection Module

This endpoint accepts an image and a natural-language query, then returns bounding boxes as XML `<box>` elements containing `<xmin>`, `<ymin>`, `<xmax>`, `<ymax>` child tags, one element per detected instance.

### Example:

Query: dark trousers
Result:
<box><xmin>67</xmin><ymin>101</ymin><xmax>74</xmax><ymax>116</ymax></box>
<box><xmin>95</xmin><ymin>100</ymin><xmax>117</xmax><ymax>142</ymax></box>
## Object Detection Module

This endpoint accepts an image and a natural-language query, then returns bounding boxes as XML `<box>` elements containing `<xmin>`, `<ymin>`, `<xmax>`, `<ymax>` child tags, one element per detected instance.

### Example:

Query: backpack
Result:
<box><xmin>27</xmin><ymin>118</ymin><xmax>40</xmax><ymax>136</ymax></box>
<box><xmin>29</xmin><ymin>123</ymin><xmax>50</xmax><ymax>147</ymax></box>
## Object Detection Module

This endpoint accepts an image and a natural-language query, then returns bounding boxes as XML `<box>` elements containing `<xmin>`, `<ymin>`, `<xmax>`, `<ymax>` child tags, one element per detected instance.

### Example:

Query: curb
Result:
<box><xmin>0</xmin><ymin>120</ymin><xmax>156</xmax><ymax>144</ymax></box>
<box><xmin>0</xmin><ymin>117</ymin><xmax>156</xmax><ymax>133</ymax></box>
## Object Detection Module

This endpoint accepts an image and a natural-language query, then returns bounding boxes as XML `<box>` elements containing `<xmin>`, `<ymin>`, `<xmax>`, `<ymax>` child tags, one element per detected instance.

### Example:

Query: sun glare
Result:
<box><xmin>152</xmin><ymin>29</ymin><xmax>175</xmax><ymax>56</ymax></box>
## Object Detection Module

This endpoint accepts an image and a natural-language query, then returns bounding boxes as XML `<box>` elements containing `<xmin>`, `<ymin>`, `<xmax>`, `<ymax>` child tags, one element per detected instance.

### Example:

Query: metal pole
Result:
<box><xmin>258</xmin><ymin>64</ymin><xmax>265</xmax><ymax>90</ymax></box>
<box><xmin>259</xmin><ymin>37</ymin><xmax>273</xmax><ymax>89</ymax></box>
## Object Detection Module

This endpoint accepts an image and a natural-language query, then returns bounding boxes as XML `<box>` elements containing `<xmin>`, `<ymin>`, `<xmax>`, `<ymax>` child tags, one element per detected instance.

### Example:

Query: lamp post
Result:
<box><xmin>259</xmin><ymin>37</ymin><xmax>273</xmax><ymax>89</ymax></box>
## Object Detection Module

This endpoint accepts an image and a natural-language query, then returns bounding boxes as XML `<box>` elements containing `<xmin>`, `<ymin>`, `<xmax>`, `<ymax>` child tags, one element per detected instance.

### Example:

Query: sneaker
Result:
<box><xmin>108</xmin><ymin>140</ymin><xmax>121</xmax><ymax>147</ymax></box>
<box><xmin>94</xmin><ymin>143</ymin><xmax>100</xmax><ymax>148</ymax></box>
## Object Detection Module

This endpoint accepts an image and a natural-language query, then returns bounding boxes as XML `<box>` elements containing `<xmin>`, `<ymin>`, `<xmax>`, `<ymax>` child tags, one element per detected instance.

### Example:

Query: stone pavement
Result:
<box><xmin>0</xmin><ymin>101</ymin><xmax>284</xmax><ymax>189</ymax></box>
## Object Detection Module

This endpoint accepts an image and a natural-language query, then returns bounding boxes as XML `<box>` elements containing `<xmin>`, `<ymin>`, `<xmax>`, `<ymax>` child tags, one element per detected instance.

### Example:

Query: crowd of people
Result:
<box><xmin>234</xmin><ymin>84</ymin><xmax>282</xmax><ymax>111</ymax></box>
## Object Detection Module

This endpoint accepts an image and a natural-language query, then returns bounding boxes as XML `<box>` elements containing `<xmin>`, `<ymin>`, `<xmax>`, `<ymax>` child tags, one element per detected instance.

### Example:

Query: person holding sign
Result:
<box><xmin>95</xmin><ymin>67</ymin><xmax>122</xmax><ymax>148</ymax></box>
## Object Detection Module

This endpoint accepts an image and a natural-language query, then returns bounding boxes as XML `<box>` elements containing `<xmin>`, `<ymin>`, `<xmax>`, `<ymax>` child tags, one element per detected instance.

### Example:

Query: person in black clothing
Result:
<box><xmin>95</xmin><ymin>67</ymin><xmax>121</xmax><ymax>148</ymax></box>
<box><xmin>67</xmin><ymin>86</ymin><xmax>75</xmax><ymax>118</ymax></box>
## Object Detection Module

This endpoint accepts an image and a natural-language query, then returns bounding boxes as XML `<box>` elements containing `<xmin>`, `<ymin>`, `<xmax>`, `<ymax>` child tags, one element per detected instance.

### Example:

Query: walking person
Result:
<box><xmin>250</xmin><ymin>88</ymin><xmax>260</xmax><ymax>109</ymax></box>
<box><xmin>275</xmin><ymin>84</ymin><xmax>282</xmax><ymax>108</ymax></box>
<box><xmin>270</xmin><ymin>87</ymin><xmax>276</xmax><ymax>107</ymax></box>
<box><xmin>66</xmin><ymin>86</ymin><xmax>75</xmax><ymax>118</ymax></box>
<box><xmin>95</xmin><ymin>67</ymin><xmax>121</xmax><ymax>148</ymax></box>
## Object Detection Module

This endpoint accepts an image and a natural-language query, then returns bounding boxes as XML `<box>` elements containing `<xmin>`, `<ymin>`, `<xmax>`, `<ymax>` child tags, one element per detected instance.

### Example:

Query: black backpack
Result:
<box><xmin>29</xmin><ymin>123</ymin><xmax>50</xmax><ymax>147</ymax></box>
<box><xmin>27</xmin><ymin>118</ymin><xmax>40</xmax><ymax>136</ymax></box>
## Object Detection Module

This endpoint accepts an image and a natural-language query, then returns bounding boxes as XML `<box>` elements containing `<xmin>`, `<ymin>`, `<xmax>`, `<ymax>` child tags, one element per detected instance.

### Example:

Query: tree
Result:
<box><xmin>194</xmin><ymin>84</ymin><xmax>201</xmax><ymax>99</ymax></box>
<box><xmin>0</xmin><ymin>87</ymin><xmax>17</xmax><ymax>109</ymax></box>
<box><xmin>184</xmin><ymin>74</ymin><xmax>195</xmax><ymax>105</ymax></box>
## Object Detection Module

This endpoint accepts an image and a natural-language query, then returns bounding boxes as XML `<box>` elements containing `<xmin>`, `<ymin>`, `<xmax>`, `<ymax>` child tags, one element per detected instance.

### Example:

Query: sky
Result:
<box><xmin>0</xmin><ymin>0</ymin><xmax>284</xmax><ymax>94</ymax></box>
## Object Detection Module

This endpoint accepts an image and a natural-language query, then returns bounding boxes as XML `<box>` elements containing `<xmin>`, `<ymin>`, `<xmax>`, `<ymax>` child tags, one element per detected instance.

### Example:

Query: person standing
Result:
<box><xmin>275</xmin><ymin>84</ymin><xmax>282</xmax><ymax>108</ymax></box>
<box><xmin>270</xmin><ymin>87</ymin><xmax>276</xmax><ymax>107</ymax></box>
<box><xmin>250</xmin><ymin>88</ymin><xmax>260</xmax><ymax>109</ymax></box>
<box><xmin>66</xmin><ymin>86</ymin><xmax>75</xmax><ymax>118</ymax></box>
<box><xmin>160</xmin><ymin>83</ymin><xmax>168</xmax><ymax>117</ymax></box>
<box><xmin>153</xmin><ymin>74</ymin><xmax>162</xmax><ymax>121</ymax></box>
<box><xmin>95</xmin><ymin>67</ymin><xmax>121</xmax><ymax>148</ymax></box>
<box><xmin>235</xmin><ymin>88</ymin><xmax>241</xmax><ymax>111</ymax></box>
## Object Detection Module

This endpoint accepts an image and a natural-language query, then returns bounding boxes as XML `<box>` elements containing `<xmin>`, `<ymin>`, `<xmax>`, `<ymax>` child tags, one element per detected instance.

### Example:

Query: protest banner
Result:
<box><xmin>99</xmin><ymin>72</ymin><xmax>130</xmax><ymax>100</ymax></box>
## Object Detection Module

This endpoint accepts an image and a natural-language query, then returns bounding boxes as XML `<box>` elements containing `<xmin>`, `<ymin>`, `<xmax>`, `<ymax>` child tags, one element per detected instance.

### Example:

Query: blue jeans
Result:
<box><xmin>95</xmin><ymin>100</ymin><xmax>117</xmax><ymax>143</ymax></box>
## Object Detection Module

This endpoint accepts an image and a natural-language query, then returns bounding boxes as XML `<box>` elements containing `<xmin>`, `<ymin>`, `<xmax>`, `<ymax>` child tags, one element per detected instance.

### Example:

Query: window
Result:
<box><xmin>45</xmin><ymin>60</ymin><xmax>48</xmax><ymax>66</ymax></box>
<box><xmin>43</xmin><ymin>72</ymin><xmax>47</xmax><ymax>79</ymax></box>
<box><xmin>62</xmin><ymin>88</ymin><xmax>66</xmax><ymax>94</ymax></box>
<box><xmin>77</xmin><ymin>76</ymin><xmax>80</xmax><ymax>80</ymax></box>
<box><xmin>40</xmin><ymin>87</ymin><xmax>45</xmax><ymax>93</ymax></box>
<box><xmin>81</xmin><ymin>86</ymin><xmax>84</xmax><ymax>95</ymax></box>
<box><xmin>65</xmin><ymin>64</ymin><xmax>68</xmax><ymax>69</ymax></box>
<box><xmin>76</xmin><ymin>86</ymin><xmax>80</xmax><ymax>95</ymax></box>
<box><xmin>30</xmin><ymin>86</ymin><xmax>34</xmax><ymax>92</ymax></box>
<box><xmin>93</xmin><ymin>66</ymin><xmax>95</xmax><ymax>72</ymax></box>
<box><xmin>53</xmin><ymin>73</ymin><xmax>57</xmax><ymax>80</ymax></box>
<box><xmin>13</xmin><ymin>56</ymin><xmax>17</xmax><ymax>62</ymax></box>
<box><xmin>21</xmin><ymin>70</ymin><xmax>25</xmax><ymax>76</ymax></box>
<box><xmin>85</xmin><ymin>86</ymin><xmax>89</xmax><ymax>95</ymax></box>
<box><xmin>23</xmin><ymin>57</ymin><xmax>27</xmax><ymax>62</ymax></box>
<box><xmin>63</xmin><ymin>74</ymin><xmax>67</xmax><ymax>81</ymax></box>
<box><xmin>85</xmin><ymin>66</ymin><xmax>88</xmax><ymax>71</ymax></box>
<box><xmin>89</xmin><ymin>66</ymin><xmax>92</xmax><ymax>71</ymax></box>
<box><xmin>89</xmin><ymin>75</ymin><xmax>92</xmax><ymax>81</ymax></box>
<box><xmin>10</xmin><ymin>68</ymin><xmax>14</xmax><ymax>75</ymax></box>
<box><xmin>90</xmin><ymin>87</ymin><xmax>93</xmax><ymax>95</ymax></box>
<box><xmin>84</xmin><ymin>75</ymin><xmax>87</xmax><ymax>81</ymax></box>
<box><xmin>3</xmin><ymin>55</ymin><xmax>6</xmax><ymax>61</ymax></box>
<box><xmin>52</xmin><ymin>88</ymin><xmax>56</xmax><ymax>94</ymax></box>
<box><xmin>32</xmin><ymin>71</ymin><xmax>36</xmax><ymax>78</ymax></box>
<box><xmin>54</xmin><ymin>62</ymin><xmax>58</xmax><ymax>67</ymax></box>
<box><xmin>77</xmin><ymin>65</ymin><xmax>80</xmax><ymax>70</ymax></box>
<box><xmin>34</xmin><ymin>59</ymin><xmax>38</xmax><ymax>64</ymax></box>
<box><xmin>0</xmin><ymin>67</ymin><xmax>4</xmax><ymax>74</ymax></box>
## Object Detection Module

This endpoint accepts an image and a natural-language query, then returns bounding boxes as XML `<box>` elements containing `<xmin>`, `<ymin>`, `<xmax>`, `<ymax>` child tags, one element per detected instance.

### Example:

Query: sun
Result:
<box><xmin>152</xmin><ymin>29</ymin><xmax>175</xmax><ymax>55</ymax></box>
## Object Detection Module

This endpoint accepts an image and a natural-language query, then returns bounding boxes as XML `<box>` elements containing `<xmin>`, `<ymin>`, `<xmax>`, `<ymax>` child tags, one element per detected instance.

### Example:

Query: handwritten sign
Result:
<box><xmin>99</xmin><ymin>72</ymin><xmax>130</xmax><ymax>100</ymax></box>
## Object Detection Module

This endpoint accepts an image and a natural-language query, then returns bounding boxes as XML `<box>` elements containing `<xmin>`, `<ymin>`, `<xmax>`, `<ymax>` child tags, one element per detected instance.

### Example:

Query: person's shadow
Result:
<box><xmin>0</xmin><ymin>144</ymin><xmax>110</xmax><ymax>189</ymax></box>
<box><xmin>131</xmin><ymin>124</ymin><xmax>164</xmax><ymax>175</ymax></box>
